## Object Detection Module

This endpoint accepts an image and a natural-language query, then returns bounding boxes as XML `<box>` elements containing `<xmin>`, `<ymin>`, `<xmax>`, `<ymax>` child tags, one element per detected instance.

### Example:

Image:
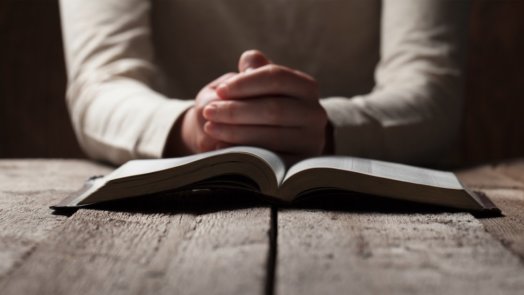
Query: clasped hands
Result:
<box><xmin>171</xmin><ymin>50</ymin><xmax>329</xmax><ymax>161</ymax></box>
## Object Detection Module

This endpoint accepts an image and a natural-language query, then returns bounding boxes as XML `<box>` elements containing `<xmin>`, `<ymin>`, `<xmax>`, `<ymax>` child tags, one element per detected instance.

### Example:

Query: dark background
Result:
<box><xmin>1</xmin><ymin>0</ymin><xmax>523</xmax><ymax>166</ymax></box>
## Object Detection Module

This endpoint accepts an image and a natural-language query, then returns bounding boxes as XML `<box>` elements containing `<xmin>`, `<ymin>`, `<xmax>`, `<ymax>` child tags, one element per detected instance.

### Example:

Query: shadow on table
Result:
<box><xmin>56</xmin><ymin>189</ymin><xmax>499</xmax><ymax>218</ymax></box>
<box><xmin>68</xmin><ymin>189</ymin><xmax>268</xmax><ymax>215</ymax></box>
<box><xmin>290</xmin><ymin>190</ymin><xmax>500</xmax><ymax>218</ymax></box>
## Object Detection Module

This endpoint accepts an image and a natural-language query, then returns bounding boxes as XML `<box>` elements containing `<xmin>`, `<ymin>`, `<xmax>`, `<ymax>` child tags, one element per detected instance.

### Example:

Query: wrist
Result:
<box><xmin>163</xmin><ymin>107</ymin><xmax>194</xmax><ymax>157</ymax></box>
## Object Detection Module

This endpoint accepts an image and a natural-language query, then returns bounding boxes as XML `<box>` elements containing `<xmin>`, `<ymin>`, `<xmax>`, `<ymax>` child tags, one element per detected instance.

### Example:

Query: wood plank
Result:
<box><xmin>138</xmin><ymin>207</ymin><xmax>271</xmax><ymax>295</ymax></box>
<box><xmin>276</xmin><ymin>210</ymin><xmax>524</xmax><ymax>295</ymax></box>
<box><xmin>475</xmin><ymin>189</ymin><xmax>524</xmax><ymax>259</ymax></box>
<box><xmin>0</xmin><ymin>190</ymin><xmax>69</xmax><ymax>278</ymax></box>
<box><xmin>457</xmin><ymin>159</ymin><xmax>524</xmax><ymax>260</ymax></box>
<box><xmin>0</xmin><ymin>206</ymin><xmax>271</xmax><ymax>295</ymax></box>
<box><xmin>494</xmin><ymin>159</ymin><xmax>524</xmax><ymax>185</ymax></box>
<box><xmin>456</xmin><ymin>163</ymin><xmax>524</xmax><ymax>190</ymax></box>
<box><xmin>277</xmin><ymin>160</ymin><xmax>524</xmax><ymax>294</ymax></box>
<box><xmin>0</xmin><ymin>159</ymin><xmax>111</xmax><ymax>192</ymax></box>
<box><xmin>0</xmin><ymin>159</ymin><xmax>272</xmax><ymax>295</ymax></box>
<box><xmin>0</xmin><ymin>160</ymin><xmax>111</xmax><ymax>279</ymax></box>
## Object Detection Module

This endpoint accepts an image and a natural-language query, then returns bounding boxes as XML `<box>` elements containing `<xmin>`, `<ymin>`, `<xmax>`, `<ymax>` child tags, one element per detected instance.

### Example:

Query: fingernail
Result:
<box><xmin>244</xmin><ymin>67</ymin><xmax>254</xmax><ymax>73</ymax></box>
<box><xmin>216</xmin><ymin>83</ymin><xmax>228</xmax><ymax>98</ymax></box>
<box><xmin>203</xmin><ymin>104</ymin><xmax>217</xmax><ymax>119</ymax></box>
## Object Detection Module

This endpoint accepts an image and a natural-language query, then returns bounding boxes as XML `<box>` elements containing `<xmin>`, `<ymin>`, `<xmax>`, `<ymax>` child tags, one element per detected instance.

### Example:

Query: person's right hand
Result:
<box><xmin>202</xmin><ymin>50</ymin><xmax>327</xmax><ymax>160</ymax></box>
<box><xmin>165</xmin><ymin>72</ymin><xmax>236</xmax><ymax>156</ymax></box>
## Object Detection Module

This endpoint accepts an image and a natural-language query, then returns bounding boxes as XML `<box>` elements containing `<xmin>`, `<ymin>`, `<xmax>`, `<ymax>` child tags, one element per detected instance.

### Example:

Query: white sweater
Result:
<box><xmin>59</xmin><ymin>0</ymin><xmax>468</xmax><ymax>165</ymax></box>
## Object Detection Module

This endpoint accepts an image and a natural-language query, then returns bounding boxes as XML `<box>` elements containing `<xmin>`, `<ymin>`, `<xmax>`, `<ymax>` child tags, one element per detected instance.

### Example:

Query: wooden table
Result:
<box><xmin>0</xmin><ymin>159</ymin><xmax>523</xmax><ymax>295</ymax></box>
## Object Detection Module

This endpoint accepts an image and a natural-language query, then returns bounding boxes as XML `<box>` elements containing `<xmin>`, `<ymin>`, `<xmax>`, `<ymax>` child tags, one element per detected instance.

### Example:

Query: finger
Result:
<box><xmin>203</xmin><ymin>122</ymin><xmax>321</xmax><ymax>155</ymax></box>
<box><xmin>202</xmin><ymin>97</ymin><xmax>321</xmax><ymax>127</ymax></box>
<box><xmin>238</xmin><ymin>50</ymin><xmax>271</xmax><ymax>73</ymax></box>
<box><xmin>197</xmin><ymin>73</ymin><xmax>237</xmax><ymax>107</ymax></box>
<box><xmin>194</xmin><ymin>131</ymin><xmax>232</xmax><ymax>152</ymax></box>
<box><xmin>216</xmin><ymin>64</ymin><xmax>318</xmax><ymax>100</ymax></box>
<box><xmin>196</xmin><ymin>86</ymin><xmax>221</xmax><ymax>108</ymax></box>
<box><xmin>208</xmin><ymin>72</ymin><xmax>238</xmax><ymax>89</ymax></box>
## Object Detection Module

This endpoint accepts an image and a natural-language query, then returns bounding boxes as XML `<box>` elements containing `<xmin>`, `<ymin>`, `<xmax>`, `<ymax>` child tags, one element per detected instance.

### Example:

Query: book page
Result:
<box><xmin>108</xmin><ymin>146</ymin><xmax>286</xmax><ymax>183</ymax></box>
<box><xmin>236</xmin><ymin>147</ymin><xmax>286</xmax><ymax>184</ymax></box>
<box><xmin>54</xmin><ymin>146</ymin><xmax>287</xmax><ymax>208</ymax></box>
<box><xmin>285</xmin><ymin>156</ymin><xmax>463</xmax><ymax>189</ymax></box>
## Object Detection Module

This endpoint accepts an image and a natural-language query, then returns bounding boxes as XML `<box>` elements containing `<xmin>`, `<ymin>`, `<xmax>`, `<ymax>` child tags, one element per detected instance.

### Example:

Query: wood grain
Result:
<box><xmin>2</xmin><ymin>159</ymin><xmax>524</xmax><ymax>294</ymax></box>
<box><xmin>477</xmin><ymin>189</ymin><xmax>524</xmax><ymax>259</ymax></box>
<box><xmin>0</xmin><ymin>190</ymin><xmax>69</xmax><ymax>278</ymax></box>
<box><xmin>0</xmin><ymin>160</ymin><xmax>111</xmax><ymax>280</ymax></box>
<box><xmin>0</xmin><ymin>160</ymin><xmax>112</xmax><ymax>192</ymax></box>
<box><xmin>0</xmin><ymin>160</ymin><xmax>272</xmax><ymax>295</ymax></box>
<box><xmin>458</xmin><ymin>159</ymin><xmax>524</xmax><ymax>260</ymax></box>
<box><xmin>456</xmin><ymin>163</ymin><xmax>524</xmax><ymax>190</ymax></box>
<box><xmin>276</xmin><ymin>210</ymin><xmax>524</xmax><ymax>295</ymax></box>
<box><xmin>1</xmin><ymin>208</ymin><xmax>271</xmax><ymax>295</ymax></box>
<box><xmin>495</xmin><ymin>159</ymin><xmax>524</xmax><ymax>185</ymax></box>
<box><xmin>276</xmin><ymin>158</ymin><xmax>524</xmax><ymax>295</ymax></box>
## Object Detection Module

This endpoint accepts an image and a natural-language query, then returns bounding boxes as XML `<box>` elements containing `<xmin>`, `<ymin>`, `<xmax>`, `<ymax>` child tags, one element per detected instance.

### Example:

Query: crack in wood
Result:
<box><xmin>265</xmin><ymin>206</ymin><xmax>277</xmax><ymax>295</ymax></box>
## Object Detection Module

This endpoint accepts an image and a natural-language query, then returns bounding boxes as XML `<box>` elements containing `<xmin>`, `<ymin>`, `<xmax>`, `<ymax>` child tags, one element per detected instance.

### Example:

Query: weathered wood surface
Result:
<box><xmin>0</xmin><ymin>160</ymin><xmax>271</xmax><ymax>295</ymax></box>
<box><xmin>276</xmin><ymin>161</ymin><xmax>524</xmax><ymax>295</ymax></box>
<box><xmin>0</xmin><ymin>160</ymin><xmax>112</xmax><ymax>278</ymax></box>
<box><xmin>457</xmin><ymin>159</ymin><xmax>524</xmax><ymax>259</ymax></box>
<box><xmin>1</xmin><ymin>159</ymin><xmax>524</xmax><ymax>295</ymax></box>
<box><xmin>276</xmin><ymin>211</ymin><xmax>524</xmax><ymax>295</ymax></box>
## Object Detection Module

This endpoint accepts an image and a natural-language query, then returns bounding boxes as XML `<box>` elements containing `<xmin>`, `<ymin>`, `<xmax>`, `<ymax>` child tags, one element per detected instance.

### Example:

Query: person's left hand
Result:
<box><xmin>202</xmin><ymin>50</ymin><xmax>328</xmax><ymax>159</ymax></box>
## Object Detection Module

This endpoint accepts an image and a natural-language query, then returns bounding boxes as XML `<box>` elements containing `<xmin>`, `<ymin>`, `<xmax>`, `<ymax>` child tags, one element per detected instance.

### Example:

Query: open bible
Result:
<box><xmin>52</xmin><ymin>146</ymin><xmax>499</xmax><ymax>212</ymax></box>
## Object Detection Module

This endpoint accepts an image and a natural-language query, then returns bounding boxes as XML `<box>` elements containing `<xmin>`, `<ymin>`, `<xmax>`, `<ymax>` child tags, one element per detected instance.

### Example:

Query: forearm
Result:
<box><xmin>319</xmin><ymin>0</ymin><xmax>468</xmax><ymax>164</ymax></box>
<box><xmin>321</xmin><ymin>85</ymin><xmax>462</xmax><ymax>164</ymax></box>
<box><xmin>67</xmin><ymin>77</ymin><xmax>193</xmax><ymax>164</ymax></box>
<box><xmin>60</xmin><ymin>0</ymin><xmax>195</xmax><ymax>165</ymax></box>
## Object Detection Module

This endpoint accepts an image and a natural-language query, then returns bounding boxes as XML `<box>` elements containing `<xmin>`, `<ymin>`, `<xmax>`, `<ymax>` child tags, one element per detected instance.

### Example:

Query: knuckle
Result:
<box><xmin>223</xmin><ymin>75</ymin><xmax>238</xmax><ymax>87</ymax></box>
<box><xmin>266</xmin><ymin>66</ymin><xmax>286</xmax><ymax>90</ymax></box>
<box><xmin>266</xmin><ymin>64</ymin><xmax>284</xmax><ymax>78</ymax></box>
<box><xmin>224</xmin><ymin>72</ymin><xmax>237</xmax><ymax>79</ymax></box>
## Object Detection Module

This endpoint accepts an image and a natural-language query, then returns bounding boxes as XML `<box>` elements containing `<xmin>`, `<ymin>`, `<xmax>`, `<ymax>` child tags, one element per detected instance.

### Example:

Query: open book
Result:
<box><xmin>52</xmin><ymin>146</ymin><xmax>499</xmax><ymax>212</ymax></box>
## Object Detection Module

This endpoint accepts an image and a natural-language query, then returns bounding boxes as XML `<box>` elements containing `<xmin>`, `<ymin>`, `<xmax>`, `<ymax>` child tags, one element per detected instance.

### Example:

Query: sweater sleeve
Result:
<box><xmin>320</xmin><ymin>0</ymin><xmax>468</xmax><ymax>164</ymax></box>
<box><xmin>59</xmin><ymin>0</ymin><xmax>193</xmax><ymax>165</ymax></box>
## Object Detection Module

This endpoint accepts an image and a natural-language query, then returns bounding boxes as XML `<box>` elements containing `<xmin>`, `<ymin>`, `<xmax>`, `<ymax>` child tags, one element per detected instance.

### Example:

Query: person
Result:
<box><xmin>59</xmin><ymin>0</ymin><xmax>468</xmax><ymax>166</ymax></box>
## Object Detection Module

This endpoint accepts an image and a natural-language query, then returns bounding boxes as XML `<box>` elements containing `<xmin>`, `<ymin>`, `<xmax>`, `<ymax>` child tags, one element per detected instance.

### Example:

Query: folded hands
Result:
<box><xmin>169</xmin><ymin>50</ymin><xmax>329</xmax><ymax>161</ymax></box>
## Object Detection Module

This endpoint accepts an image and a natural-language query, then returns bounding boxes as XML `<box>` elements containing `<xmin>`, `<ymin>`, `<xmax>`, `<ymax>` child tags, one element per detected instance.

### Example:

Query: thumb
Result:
<box><xmin>238</xmin><ymin>50</ymin><xmax>271</xmax><ymax>73</ymax></box>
